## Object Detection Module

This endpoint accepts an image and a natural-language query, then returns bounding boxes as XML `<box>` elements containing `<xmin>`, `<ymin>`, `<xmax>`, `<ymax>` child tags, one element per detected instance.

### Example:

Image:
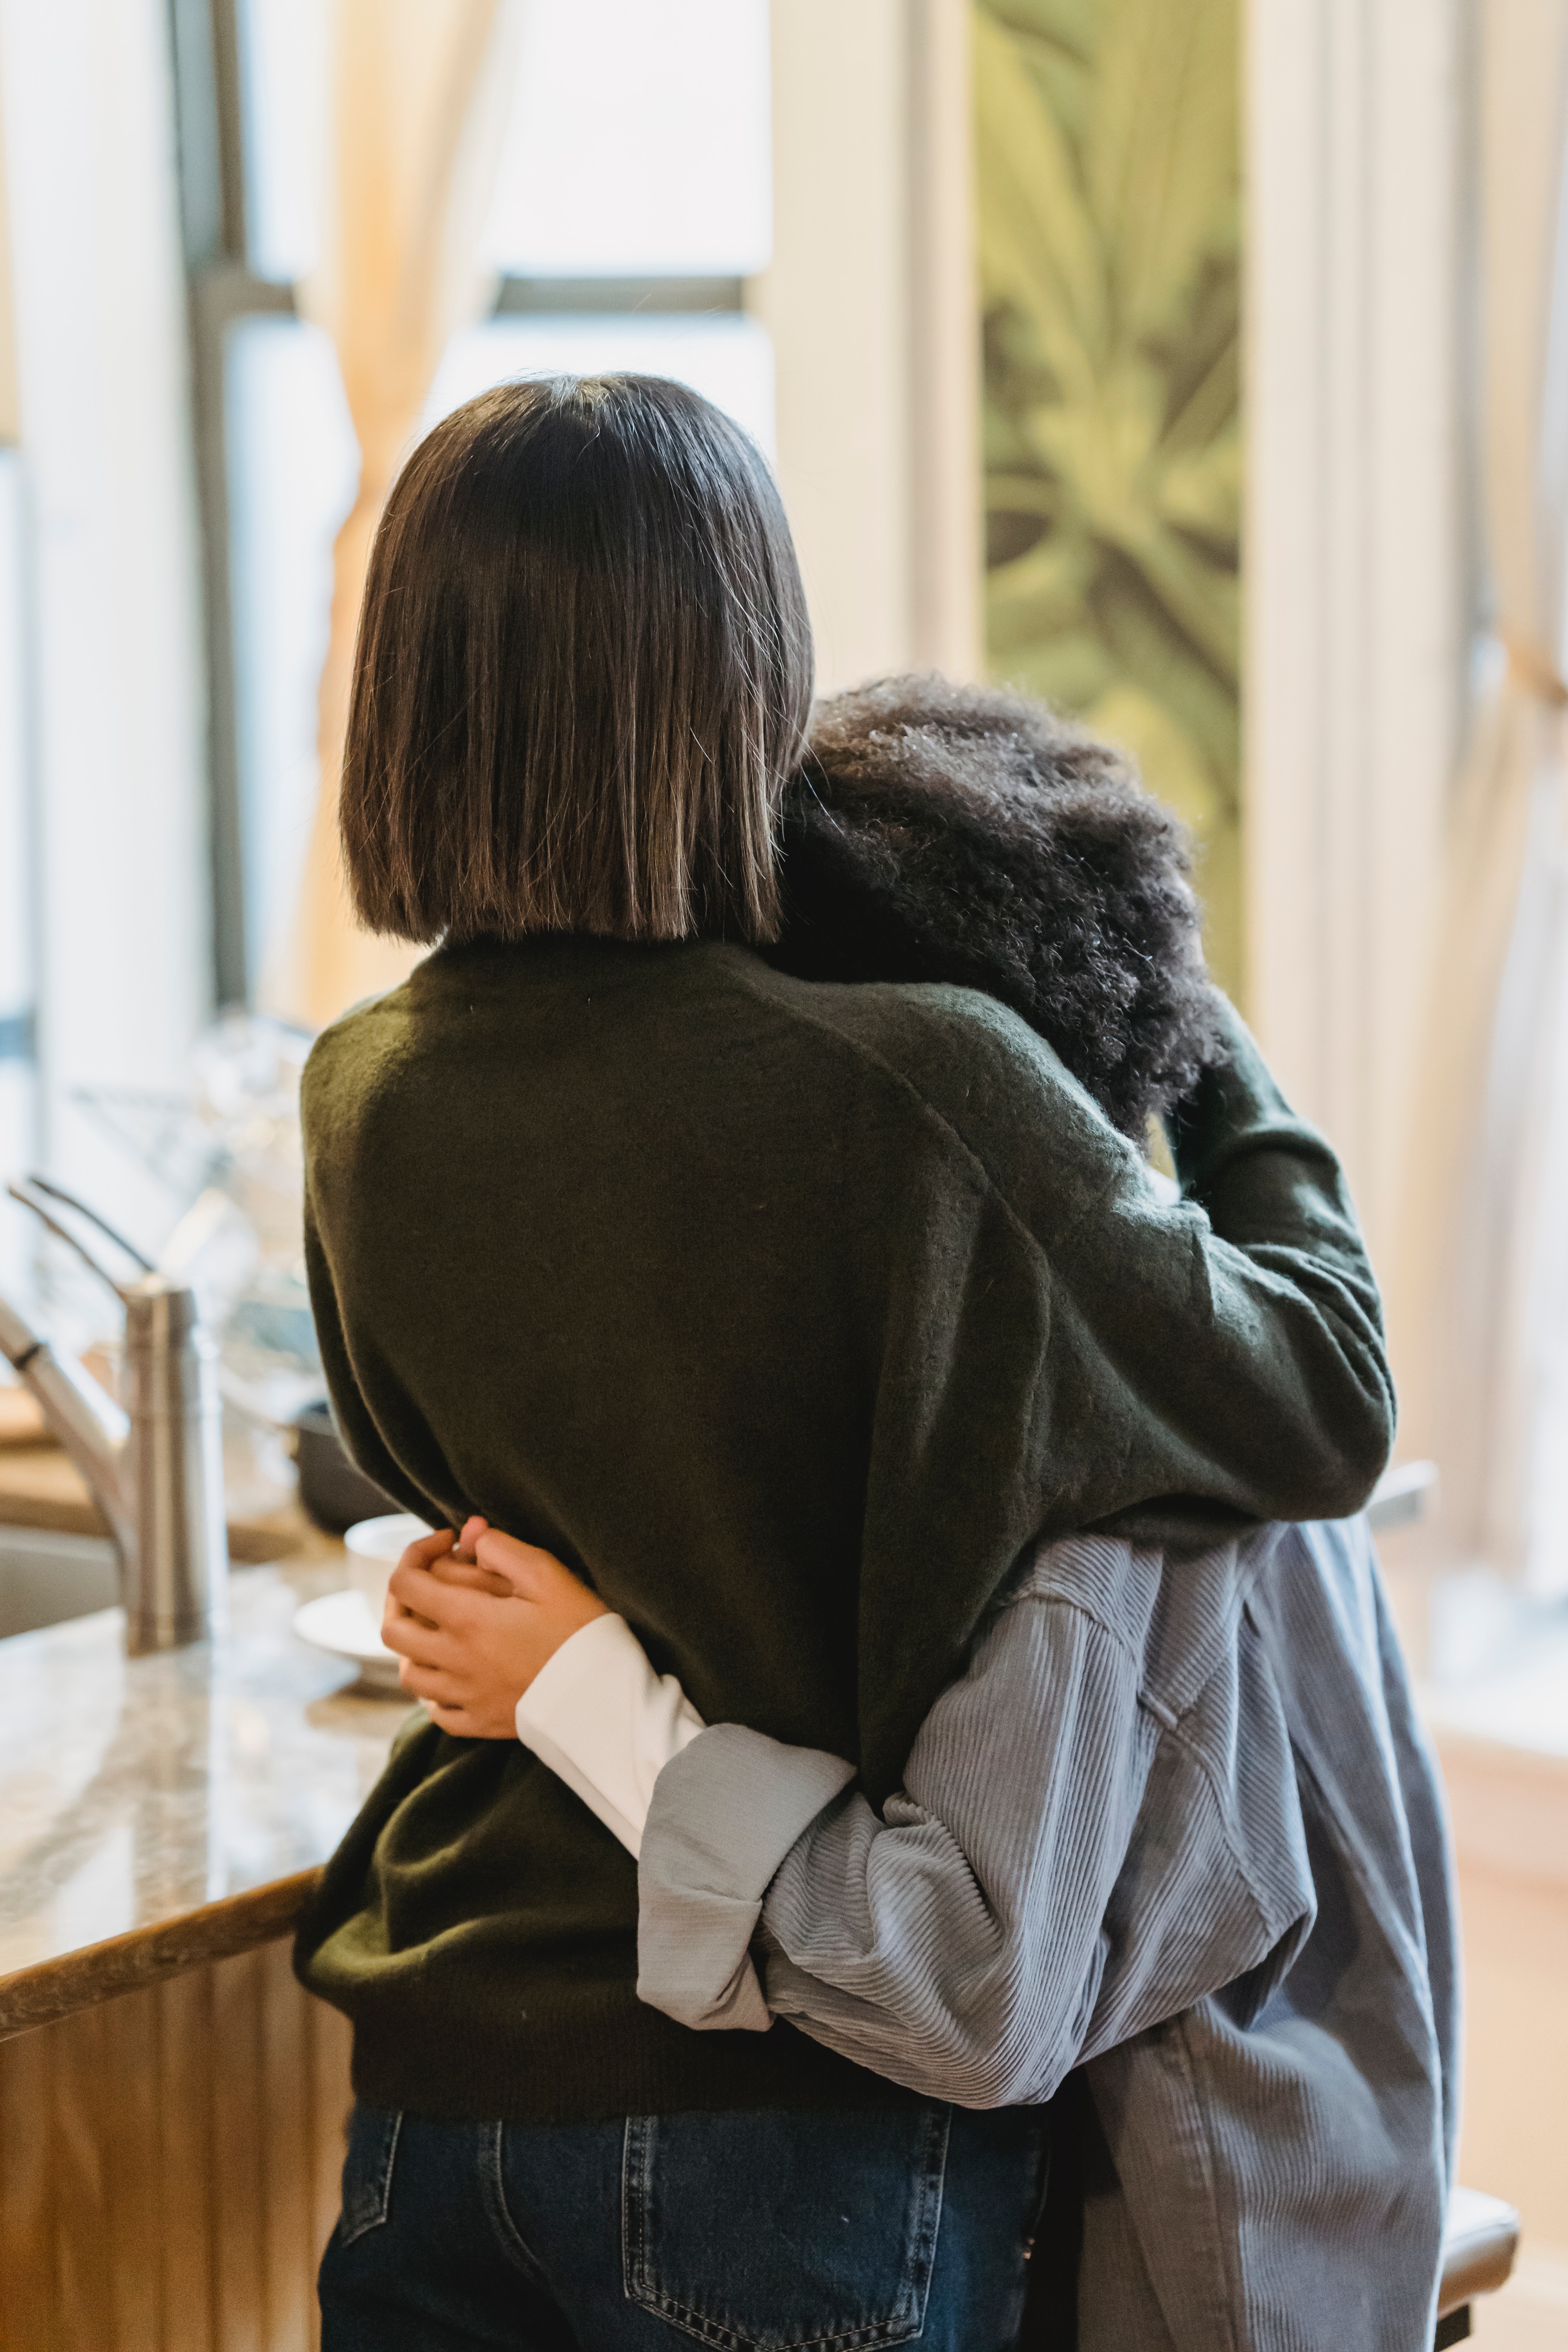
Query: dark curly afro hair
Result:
<box><xmin>771</xmin><ymin>675</ymin><xmax>1223</xmax><ymax>1140</ymax></box>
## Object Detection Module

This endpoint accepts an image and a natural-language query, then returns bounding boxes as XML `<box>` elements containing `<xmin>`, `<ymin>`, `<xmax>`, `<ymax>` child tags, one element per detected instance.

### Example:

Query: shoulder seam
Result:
<box><xmin>721</xmin><ymin>959</ymin><xmax>1132</xmax><ymax>1263</ymax></box>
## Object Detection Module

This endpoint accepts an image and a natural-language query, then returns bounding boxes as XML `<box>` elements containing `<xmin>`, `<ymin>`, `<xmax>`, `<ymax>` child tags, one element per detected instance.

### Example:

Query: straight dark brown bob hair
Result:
<box><xmin>341</xmin><ymin>374</ymin><xmax>815</xmax><ymax>944</ymax></box>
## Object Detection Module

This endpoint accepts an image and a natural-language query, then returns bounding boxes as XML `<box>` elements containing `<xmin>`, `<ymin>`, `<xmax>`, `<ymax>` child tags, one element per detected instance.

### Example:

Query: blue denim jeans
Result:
<box><xmin>319</xmin><ymin>2097</ymin><xmax>1052</xmax><ymax>2350</ymax></box>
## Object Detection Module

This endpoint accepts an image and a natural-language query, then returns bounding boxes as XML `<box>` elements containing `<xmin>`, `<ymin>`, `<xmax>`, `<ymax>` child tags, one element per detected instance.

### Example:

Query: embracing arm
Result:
<box><xmin>1133</xmin><ymin>997</ymin><xmax>1394</xmax><ymax>1533</ymax></box>
<box><xmin>842</xmin><ymin>990</ymin><xmax>1393</xmax><ymax>1795</ymax></box>
<box><xmin>511</xmin><ymin>1535</ymin><xmax>1312</xmax><ymax>2107</ymax></box>
<box><xmin>383</xmin><ymin>1503</ymin><xmax>1312</xmax><ymax>2105</ymax></box>
<box><xmin>914</xmin><ymin>991</ymin><xmax>1394</xmax><ymax>1545</ymax></box>
<box><xmin>639</xmin><ymin>1589</ymin><xmax>1158</xmax><ymax>2100</ymax></box>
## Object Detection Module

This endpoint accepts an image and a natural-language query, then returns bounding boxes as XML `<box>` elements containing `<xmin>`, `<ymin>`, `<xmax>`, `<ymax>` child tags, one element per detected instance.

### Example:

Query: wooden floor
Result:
<box><xmin>0</xmin><ymin>1939</ymin><xmax>352</xmax><ymax>2352</ymax></box>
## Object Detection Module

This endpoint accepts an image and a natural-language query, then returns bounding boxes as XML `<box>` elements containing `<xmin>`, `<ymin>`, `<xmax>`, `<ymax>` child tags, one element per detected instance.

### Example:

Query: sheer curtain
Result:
<box><xmin>1396</xmin><ymin>0</ymin><xmax>1568</xmax><ymax>1598</ymax></box>
<box><xmin>282</xmin><ymin>0</ymin><xmax>518</xmax><ymax>1030</ymax></box>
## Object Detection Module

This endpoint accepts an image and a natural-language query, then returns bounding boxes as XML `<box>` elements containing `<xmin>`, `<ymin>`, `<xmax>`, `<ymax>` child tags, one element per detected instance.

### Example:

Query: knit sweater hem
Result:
<box><xmin>339</xmin><ymin>1994</ymin><xmax>921</xmax><ymax>2125</ymax></box>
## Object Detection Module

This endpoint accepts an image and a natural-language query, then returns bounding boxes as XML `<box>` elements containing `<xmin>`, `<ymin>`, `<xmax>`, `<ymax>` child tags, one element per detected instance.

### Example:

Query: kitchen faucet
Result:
<box><xmin>0</xmin><ymin>1176</ymin><xmax>227</xmax><ymax>1653</ymax></box>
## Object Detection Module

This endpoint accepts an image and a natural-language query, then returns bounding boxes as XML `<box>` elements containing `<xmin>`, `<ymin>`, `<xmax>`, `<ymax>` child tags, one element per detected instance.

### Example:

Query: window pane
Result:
<box><xmin>483</xmin><ymin>0</ymin><xmax>771</xmax><ymax>278</ymax></box>
<box><xmin>225</xmin><ymin>317</ymin><xmax>359</xmax><ymax>996</ymax></box>
<box><xmin>237</xmin><ymin>0</ymin><xmax>330</xmax><ymax>286</ymax></box>
<box><xmin>237</xmin><ymin>0</ymin><xmax>771</xmax><ymax>289</ymax></box>
<box><xmin>421</xmin><ymin>315</ymin><xmax>776</xmax><ymax>455</ymax></box>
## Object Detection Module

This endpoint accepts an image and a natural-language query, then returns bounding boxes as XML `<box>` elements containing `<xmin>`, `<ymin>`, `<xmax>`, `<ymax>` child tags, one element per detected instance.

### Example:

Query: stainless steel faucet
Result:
<box><xmin>0</xmin><ymin>1176</ymin><xmax>228</xmax><ymax>1653</ymax></box>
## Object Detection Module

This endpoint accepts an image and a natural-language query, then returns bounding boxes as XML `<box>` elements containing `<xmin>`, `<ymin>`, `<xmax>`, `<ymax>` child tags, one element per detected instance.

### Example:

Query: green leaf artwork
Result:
<box><xmin>977</xmin><ymin>0</ymin><xmax>1243</xmax><ymax>998</ymax></box>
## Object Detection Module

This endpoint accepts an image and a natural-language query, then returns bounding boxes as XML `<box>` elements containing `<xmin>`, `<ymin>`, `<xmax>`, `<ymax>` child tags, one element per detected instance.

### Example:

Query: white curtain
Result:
<box><xmin>1396</xmin><ymin>0</ymin><xmax>1568</xmax><ymax>1596</ymax></box>
<box><xmin>281</xmin><ymin>0</ymin><xmax>519</xmax><ymax>1031</ymax></box>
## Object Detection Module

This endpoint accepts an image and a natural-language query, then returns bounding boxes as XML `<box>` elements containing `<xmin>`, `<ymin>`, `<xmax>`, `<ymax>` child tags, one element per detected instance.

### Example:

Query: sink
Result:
<box><xmin>0</xmin><ymin>1524</ymin><xmax>120</xmax><ymax>1639</ymax></box>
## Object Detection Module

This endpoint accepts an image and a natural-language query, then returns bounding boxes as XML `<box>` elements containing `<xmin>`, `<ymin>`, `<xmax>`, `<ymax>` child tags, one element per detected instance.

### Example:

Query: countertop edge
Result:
<box><xmin>0</xmin><ymin>1867</ymin><xmax>325</xmax><ymax>2042</ymax></box>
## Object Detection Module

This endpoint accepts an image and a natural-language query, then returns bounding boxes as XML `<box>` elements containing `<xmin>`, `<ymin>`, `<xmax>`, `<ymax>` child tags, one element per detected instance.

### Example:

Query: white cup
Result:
<box><xmin>343</xmin><ymin>1513</ymin><xmax>433</xmax><ymax>1624</ymax></box>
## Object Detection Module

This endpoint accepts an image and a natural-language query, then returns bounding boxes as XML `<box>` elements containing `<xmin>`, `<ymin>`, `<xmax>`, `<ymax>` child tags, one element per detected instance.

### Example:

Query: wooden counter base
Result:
<box><xmin>0</xmin><ymin>1487</ymin><xmax>401</xmax><ymax>2348</ymax></box>
<box><xmin>0</xmin><ymin>1938</ymin><xmax>352</xmax><ymax>2352</ymax></box>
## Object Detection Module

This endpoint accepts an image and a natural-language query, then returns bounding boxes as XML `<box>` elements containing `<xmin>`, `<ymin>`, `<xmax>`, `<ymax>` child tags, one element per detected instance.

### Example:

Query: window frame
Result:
<box><xmin>166</xmin><ymin>0</ymin><xmax>746</xmax><ymax>1008</ymax></box>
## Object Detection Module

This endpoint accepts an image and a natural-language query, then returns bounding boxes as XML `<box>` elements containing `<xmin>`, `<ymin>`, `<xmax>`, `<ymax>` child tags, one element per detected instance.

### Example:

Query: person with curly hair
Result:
<box><xmin>777</xmin><ymin>673</ymin><xmax>1221</xmax><ymax>1142</ymax></box>
<box><xmin>375</xmin><ymin>672</ymin><xmax>1454</xmax><ymax>2352</ymax></box>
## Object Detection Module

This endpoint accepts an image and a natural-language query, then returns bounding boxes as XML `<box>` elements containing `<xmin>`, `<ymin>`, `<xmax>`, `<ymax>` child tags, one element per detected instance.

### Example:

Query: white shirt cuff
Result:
<box><xmin>514</xmin><ymin>1612</ymin><xmax>706</xmax><ymax>1859</ymax></box>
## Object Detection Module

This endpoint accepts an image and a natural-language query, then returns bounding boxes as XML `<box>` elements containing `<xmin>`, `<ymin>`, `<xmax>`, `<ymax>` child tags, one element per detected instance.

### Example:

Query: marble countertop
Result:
<box><xmin>0</xmin><ymin>1537</ymin><xmax>410</xmax><ymax>2039</ymax></box>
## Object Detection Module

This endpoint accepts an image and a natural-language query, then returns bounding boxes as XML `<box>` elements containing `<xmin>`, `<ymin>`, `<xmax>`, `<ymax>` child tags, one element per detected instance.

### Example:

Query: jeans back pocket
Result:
<box><xmin>338</xmin><ymin>2101</ymin><xmax>403</xmax><ymax>2246</ymax></box>
<box><xmin>622</xmin><ymin>2102</ymin><xmax>950</xmax><ymax>2352</ymax></box>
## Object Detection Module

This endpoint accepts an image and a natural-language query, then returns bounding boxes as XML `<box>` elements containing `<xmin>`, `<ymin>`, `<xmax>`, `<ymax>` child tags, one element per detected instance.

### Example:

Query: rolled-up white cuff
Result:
<box><xmin>514</xmin><ymin>1612</ymin><xmax>705</xmax><ymax>1858</ymax></box>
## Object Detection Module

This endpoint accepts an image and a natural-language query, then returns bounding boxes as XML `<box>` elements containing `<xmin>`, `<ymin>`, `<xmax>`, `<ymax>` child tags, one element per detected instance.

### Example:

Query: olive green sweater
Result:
<box><xmin>294</xmin><ymin>935</ymin><xmax>1392</xmax><ymax>2122</ymax></box>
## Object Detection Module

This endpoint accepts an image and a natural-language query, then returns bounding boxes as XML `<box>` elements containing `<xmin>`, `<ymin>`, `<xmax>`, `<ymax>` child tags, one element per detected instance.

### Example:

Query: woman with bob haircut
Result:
<box><xmin>296</xmin><ymin>373</ymin><xmax>1396</xmax><ymax>2348</ymax></box>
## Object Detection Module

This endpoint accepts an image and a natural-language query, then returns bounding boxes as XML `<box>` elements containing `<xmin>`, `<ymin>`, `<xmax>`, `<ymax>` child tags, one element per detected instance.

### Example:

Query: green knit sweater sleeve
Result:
<box><xmin>1153</xmin><ymin>997</ymin><xmax>1394</xmax><ymax>1521</ymax></box>
<box><xmin>844</xmin><ymin>989</ymin><xmax>1393</xmax><ymax>1795</ymax></box>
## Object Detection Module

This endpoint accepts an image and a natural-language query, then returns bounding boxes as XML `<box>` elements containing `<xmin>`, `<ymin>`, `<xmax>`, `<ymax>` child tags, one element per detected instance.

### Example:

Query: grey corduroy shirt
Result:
<box><xmin>633</xmin><ymin>1515</ymin><xmax>1457</xmax><ymax>2352</ymax></box>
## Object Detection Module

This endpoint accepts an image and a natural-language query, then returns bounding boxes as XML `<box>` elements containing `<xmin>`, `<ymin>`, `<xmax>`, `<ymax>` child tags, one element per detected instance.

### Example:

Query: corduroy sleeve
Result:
<box><xmin>635</xmin><ymin>1534</ymin><xmax>1314</xmax><ymax>2106</ymax></box>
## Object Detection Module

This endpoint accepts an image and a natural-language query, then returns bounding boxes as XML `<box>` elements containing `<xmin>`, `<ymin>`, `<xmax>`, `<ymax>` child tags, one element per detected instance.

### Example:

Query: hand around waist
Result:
<box><xmin>381</xmin><ymin>1520</ymin><xmax>608</xmax><ymax>1739</ymax></box>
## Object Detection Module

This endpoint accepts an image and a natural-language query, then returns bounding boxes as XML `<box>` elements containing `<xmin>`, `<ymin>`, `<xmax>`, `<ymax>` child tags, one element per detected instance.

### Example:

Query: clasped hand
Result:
<box><xmin>380</xmin><ymin>1517</ymin><xmax>608</xmax><ymax>1738</ymax></box>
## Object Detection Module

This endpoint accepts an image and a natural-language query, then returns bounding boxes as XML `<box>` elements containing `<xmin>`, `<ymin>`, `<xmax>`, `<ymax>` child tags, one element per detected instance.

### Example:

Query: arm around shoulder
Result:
<box><xmin>887</xmin><ymin>986</ymin><xmax>1394</xmax><ymax>1539</ymax></box>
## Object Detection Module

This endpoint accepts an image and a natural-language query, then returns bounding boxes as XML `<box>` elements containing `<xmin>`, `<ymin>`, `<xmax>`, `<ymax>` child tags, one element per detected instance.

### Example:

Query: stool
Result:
<box><xmin>1436</xmin><ymin>2186</ymin><xmax>1520</xmax><ymax>2345</ymax></box>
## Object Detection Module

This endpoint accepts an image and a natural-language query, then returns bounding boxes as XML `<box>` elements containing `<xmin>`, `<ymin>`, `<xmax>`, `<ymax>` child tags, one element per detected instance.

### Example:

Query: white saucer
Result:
<box><xmin>293</xmin><ymin>1588</ymin><xmax>404</xmax><ymax>1693</ymax></box>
